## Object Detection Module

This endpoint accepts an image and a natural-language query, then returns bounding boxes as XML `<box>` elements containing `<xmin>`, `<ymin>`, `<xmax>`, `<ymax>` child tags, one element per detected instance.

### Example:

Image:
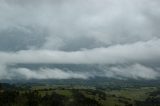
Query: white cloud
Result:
<box><xmin>9</xmin><ymin>68</ymin><xmax>90</xmax><ymax>80</ymax></box>
<box><xmin>0</xmin><ymin>64</ymin><xmax>8</xmax><ymax>80</ymax></box>
<box><xmin>104</xmin><ymin>64</ymin><xmax>159</xmax><ymax>79</ymax></box>
<box><xmin>0</xmin><ymin>39</ymin><xmax>160</xmax><ymax>65</ymax></box>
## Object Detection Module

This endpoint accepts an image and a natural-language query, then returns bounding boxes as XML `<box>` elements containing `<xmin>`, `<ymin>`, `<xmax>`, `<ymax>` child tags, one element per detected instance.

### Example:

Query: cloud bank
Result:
<box><xmin>0</xmin><ymin>0</ymin><xmax>160</xmax><ymax>80</ymax></box>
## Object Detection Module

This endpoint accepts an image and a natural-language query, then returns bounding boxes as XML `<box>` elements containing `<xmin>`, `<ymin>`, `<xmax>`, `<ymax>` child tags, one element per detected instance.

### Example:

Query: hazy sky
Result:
<box><xmin>0</xmin><ymin>0</ymin><xmax>160</xmax><ymax>80</ymax></box>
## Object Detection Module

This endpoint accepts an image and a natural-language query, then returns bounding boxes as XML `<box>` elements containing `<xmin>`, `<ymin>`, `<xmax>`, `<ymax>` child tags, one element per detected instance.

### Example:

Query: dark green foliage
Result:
<box><xmin>135</xmin><ymin>89</ymin><xmax>160</xmax><ymax>106</ymax></box>
<box><xmin>41</xmin><ymin>92</ymin><xmax>67</xmax><ymax>106</ymax></box>
<box><xmin>0</xmin><ymin>90</ymin><xmax>67</xmax><ymax>106</ymax></box>
<box><xmin>70</xmin><ymin>90</ymin><xmax>102</xmax><ymax>106</ymax></box>
<box><xmin>0</xmin><ymin>89</ymin><xmax>102</xmax><ymax>106</ymax></box>
<box><xmin>0</xmin><ymin>91</ymin><xmax>19</xmax><ymax>106</ymax></box>
<box><xmin>1</xmin><ymin>83</ymin><xmax>160</xmax><ymax>106</ymax></box>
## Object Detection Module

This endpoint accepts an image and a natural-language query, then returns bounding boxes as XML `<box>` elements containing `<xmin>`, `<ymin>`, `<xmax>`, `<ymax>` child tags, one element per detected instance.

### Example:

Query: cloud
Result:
<box><xmin>0</xmin><ymin>39</ymin><xmax>159</xmax><ymax>80</ymax></box>
<box><xmin>0</xmin><ymin>39</ymin><xmax>160</xmax><ymax>65</ymax></box>
<box><xmin>104</xmin><ymin>64</ymin><xmax>159</xmax><ymax>80</ymax></box>
<box><xmin>8</xmin><ymin>68</ymin><xmax>90</xmax><ymax>80</ymax></box>
<box><xmin>0</xmin><ymin>0</ymin><xmax>160</xmax><ymax>51</ymax></box>
<box><xmin>1</xmin><ymin>64</ymin><xmax>159</xmax><ymax>80</ymax></box>
<box><xmin>0</xmin><ymin>64</ymin><xmax>8</xmax><ymax>80</ymax></box>
<box><xmin>0</xmin><ymin>0</ymin><xmax>160</xmax><ymax>80</ymax></box>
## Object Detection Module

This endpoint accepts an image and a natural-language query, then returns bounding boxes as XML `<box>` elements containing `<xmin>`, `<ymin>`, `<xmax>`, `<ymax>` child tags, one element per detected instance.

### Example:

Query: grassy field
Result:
<box><xmin>106</xmin><ymin>87</ymin><xmax>156</xmax><ymax>101</ymax></box>
<box><xmin>27</xmin><ymin>85</ymin><xmax>158</xmax><ymax>106</ymax></box>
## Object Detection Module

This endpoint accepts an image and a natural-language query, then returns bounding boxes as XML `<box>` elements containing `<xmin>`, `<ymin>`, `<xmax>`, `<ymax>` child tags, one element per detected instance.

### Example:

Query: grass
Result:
<box><xmin>106</xmin><ymin>87</ymin><xmax>156</xmax><ymax>101</ymax></box>
<box><xmin>54</xmin><ymin>89</ymin><xmax>73</xmax><ymax>97</ymax></box>
<box><xmin>102</xmin><ymin>97</ymin><xmax>124</xmax><ymax>106</ymax></box>
<box><xmin>25</xmin><ymin>85</ymin><xmax>158</xmax><ymax>106</ymax></box>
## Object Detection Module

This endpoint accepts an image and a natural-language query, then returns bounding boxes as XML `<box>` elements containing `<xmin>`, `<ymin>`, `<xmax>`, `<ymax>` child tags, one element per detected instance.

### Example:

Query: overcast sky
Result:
<box><xmin>0</xmin><ymin>0</ymin><xmax>160</xmax><ymax>80</ymax></box>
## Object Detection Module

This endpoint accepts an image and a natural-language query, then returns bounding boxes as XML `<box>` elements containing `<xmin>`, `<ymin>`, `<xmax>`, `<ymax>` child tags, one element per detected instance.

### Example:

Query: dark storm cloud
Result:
<box><xmin>0</xmin><ymin>0</ymin><xmax>160</xmax><ymax>80</ymax></box>
<box><xmin>1</xmin><ymin>0</ymin><xmax>160</xmax><ymax>51</ymax></box>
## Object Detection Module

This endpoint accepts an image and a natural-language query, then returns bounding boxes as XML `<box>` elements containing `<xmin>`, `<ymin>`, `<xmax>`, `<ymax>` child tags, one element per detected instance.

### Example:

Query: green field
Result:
<box><xmin>0</xmin><ymin>83</ymin><xmax>160</xmax><ymax>106</ymax></box>
<box><xmin>27</xmin><ymin>85</ymin><xmax>159</xmax><ymax>106</ymax></box>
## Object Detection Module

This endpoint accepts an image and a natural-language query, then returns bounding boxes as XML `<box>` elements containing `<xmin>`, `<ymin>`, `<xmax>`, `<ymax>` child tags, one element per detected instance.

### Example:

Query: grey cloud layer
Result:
<box><xmin>0</xmin><ymin>39</ymin><xmax>160</xmax><ymax>80</ymax></box>
<box><xmin>0</xmin><ymin>0</ymin><xmax>160</xmax><ymax>51</ymax></box>
<box><xmin>1</xmin><ymin>64</ymin><xmax>158</xmax><ymax>80</ymax></box>
<box><xmin>0</xmin><ymin>0</ymin><xmax>160</xmax><ymax>80</ymax></box>
<box><xmin>0</xmin><ymin>39</ymin><xmax>160</xmax><ymax>64</ymax></box>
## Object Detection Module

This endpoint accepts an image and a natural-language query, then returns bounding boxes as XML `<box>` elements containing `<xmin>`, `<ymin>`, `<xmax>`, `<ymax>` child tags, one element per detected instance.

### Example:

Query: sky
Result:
<box><xmin>0</xmin><ymin>0</ymin><xmax>160</xmax><ymax>80</ymax></box>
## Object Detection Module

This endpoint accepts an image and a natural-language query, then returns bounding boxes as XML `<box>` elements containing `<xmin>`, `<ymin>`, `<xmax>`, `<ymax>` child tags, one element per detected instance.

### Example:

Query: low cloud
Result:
<box><xmin>104</xmin><ymin>64</ymin><xmax>159</xmax><ymax>80</ymax></box>
<box><xmin>0</xmin><ymin>39</ymin><xmax>159</xmax><ymax>80</ymax></box>
<box><xmin>0</xmin><ymin>64</ymin><xmax>159</xmax><ymax>80</ymax></box>
<box><xmin>8</xmin><ymin>68</ymin><xmax>91</xmax><ymax>80</ymax></box>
